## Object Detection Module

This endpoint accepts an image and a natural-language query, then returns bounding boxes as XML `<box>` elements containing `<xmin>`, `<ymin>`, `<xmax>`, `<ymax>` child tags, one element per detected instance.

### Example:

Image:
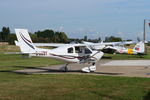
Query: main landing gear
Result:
<box><xmin>60</xmin><ymin>63</ymin><xmax>69</xmax><ymax>72</ymax></box>
<box><xmin>60</xmin><ymin>63</ymin><xmax>96</xmax><ymax>73</ymax></box>
<box><xmin>81</xmin><ymin>62</ymin><xmax>96</xmax><ymax>73</ymax></box>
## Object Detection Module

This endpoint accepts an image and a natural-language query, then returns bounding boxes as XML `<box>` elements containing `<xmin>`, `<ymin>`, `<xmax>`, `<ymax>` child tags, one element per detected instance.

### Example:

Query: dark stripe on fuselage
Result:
<box><xmin>50</xmin><ymin>53</ymin><xmax>78</xmax><ymax>59</ymax></box>
<box><xmin>49</xmin><ymin>53</ymin><xmax>97</xmax><ymax>61</ymax></box>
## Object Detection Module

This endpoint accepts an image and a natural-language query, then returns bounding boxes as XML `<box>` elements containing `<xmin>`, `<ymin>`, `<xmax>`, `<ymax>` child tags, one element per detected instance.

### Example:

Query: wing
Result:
<box><xmin>82</xmin><ymin>41</ymin><xmax>105</xmax><ymax>50</ymax></box>
<box><xmin>33</xmin><ymin>43</ymin><xmax>65</xmax><ymax>47</ymax></box>
<box><xmin>15</xmin><ymin>40</ymin><xmax>66</xmax><ymax>47</ymax></box>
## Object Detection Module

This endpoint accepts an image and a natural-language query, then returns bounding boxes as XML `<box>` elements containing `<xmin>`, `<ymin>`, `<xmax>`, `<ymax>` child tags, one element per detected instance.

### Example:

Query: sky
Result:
<box><xmin>0</xmin><ymin>0</ymin><xmax>150</xmax><ymax>41</ymax></box>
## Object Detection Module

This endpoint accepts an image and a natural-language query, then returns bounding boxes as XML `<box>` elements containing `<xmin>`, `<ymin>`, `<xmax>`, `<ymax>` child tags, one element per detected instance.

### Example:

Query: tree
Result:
<box><xmin>105</xmin><ymin>36</ymin><xmax>122</xmax><ymax>42</ymax></box>
<box><xmin>1</xmin><ymin>27</ymin><xmax>10</xmax><ymax>42</ymax></box>
<box><xmin>35</xmin><ymin>29</ymin><xmax>55</xmax><ymax>42</ymax></box>
<box><xmin>7</xmin><ymin>34</ymin><xmax>16</xmax><ymax>45</ymax></box>
<box><xmin>0</xmin><ymin>32</ymin><xmax>2</xmax><ymax>41</ymax></box>
<box><xmin>59</xmin><ymin>32</ymin><xmax>68</xmax><ymax>43</ymax></box>
<box><xmin>84</xmin><ymin>36</ymin><xmax>87</xmax><ymax>41</ymax></box>
<box><xmin>31</xmin><ymin>34</ymin><xmax>39</xmax><ymax>43</ymax></box>
<box><xmin>98</xmin><ymin>37</ymin><xmax>101</xmax><ymax>42</ymax></box>
<box><xmin>46</xmin><ymin>30</ymin><xmax>54</xmax><ymax>42</ymax></box>
<box><xmin>54</xmin><ymin>32</ymin><xmax>60</xmax><ymax>42</ymax></box>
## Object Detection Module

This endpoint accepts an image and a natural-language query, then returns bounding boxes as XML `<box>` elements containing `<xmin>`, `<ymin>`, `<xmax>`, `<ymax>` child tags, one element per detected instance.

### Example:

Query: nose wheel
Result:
<box><xmin>81</xmin><ymin>62</ymin><xmax>96</xmax><ymax>73</ymax></box>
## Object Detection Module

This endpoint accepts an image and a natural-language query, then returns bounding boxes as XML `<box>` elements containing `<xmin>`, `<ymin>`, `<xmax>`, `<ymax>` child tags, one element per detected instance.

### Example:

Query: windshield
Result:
<box><xmin>85</xmin><ymin>47</ymin><xmax>92</xmax><ymax>54</ymax></box>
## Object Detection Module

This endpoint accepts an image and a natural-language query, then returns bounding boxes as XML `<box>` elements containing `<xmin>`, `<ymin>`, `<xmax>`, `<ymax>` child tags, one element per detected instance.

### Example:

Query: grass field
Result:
<box><xmin>0</xmin><ymin>53</ymin><xmax>63</xmax><ymax>71</ymax></box>
<box><xmin>103</xmin><ymin>53</ymin><xmax>150</xmax><ymax>60</ymax></box>
<box><xmin>0</xmin><ymin>45</ymin><xmax>150</xmax><ymax>100</ymax></box>
<box><xmin>0</xmin><ymin>72</ymin><xmax>150</xmax><ymax>100</ymax></box>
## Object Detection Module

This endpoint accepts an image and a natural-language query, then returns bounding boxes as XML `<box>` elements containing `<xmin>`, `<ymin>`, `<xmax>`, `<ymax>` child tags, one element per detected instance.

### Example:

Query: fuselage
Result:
<box><xmin>30</xmin><ymin>44</ymin><xmax>104</xmax><ymax>63</ymax></box>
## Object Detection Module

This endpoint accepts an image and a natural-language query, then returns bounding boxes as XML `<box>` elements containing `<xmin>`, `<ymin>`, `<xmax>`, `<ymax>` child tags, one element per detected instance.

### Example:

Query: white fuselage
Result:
<box><xmin>30</xmin><ymin>44</ymin><xmax>104</xmax><ymax>63</ymax></box>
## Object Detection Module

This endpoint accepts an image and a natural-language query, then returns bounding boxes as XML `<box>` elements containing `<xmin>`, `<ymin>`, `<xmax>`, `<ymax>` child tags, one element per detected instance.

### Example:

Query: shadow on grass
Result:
<box><xmin>143</xmin><ymin>91</ymin><xmax>150</xmax><ymax>100</ymax></box>
<box><xmin>0</xmin><ymin>66</ymin><xmax>122</xmax><ymax>76</ymax></box>
<box><xmin>0</xmin><ymin>70</ymin><xmax>28</xmax><ymax>75</ymax></box>
<box><xmin>8</xmin><ymin>66</ymin><xmax>82</xmax><ymax>74</ymax></box>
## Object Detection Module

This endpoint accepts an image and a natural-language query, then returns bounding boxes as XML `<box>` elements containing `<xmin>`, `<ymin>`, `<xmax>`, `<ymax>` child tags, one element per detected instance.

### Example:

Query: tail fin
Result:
<box><xmin>15</xmin><ymin>29</ymin><xmax>36</xmax><ymax>53</ymax></box>
<box><xmin>133</xmin><ymin>41</ymin><xmax>145</xmax><ymax>53</ymax></box>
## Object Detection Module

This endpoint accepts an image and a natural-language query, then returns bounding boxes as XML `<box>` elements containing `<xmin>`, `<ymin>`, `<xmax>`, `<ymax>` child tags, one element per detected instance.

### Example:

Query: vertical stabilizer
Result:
<box><xmin>15</xmin><ymin>29</ymin><xmax>36</xmax><ymax>53</ymax></box>
<box><xmin>133</xmin><ymin>41</ymin><xmax>145</xmax><ymax>54</ymax></box>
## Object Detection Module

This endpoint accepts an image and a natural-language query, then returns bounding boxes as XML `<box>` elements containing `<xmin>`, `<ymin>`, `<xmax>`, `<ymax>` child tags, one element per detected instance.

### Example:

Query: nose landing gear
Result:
<box><xmin>81</xmin><ymin>63</ymin><xmax>96</xmax><ymax>73</ymax></box>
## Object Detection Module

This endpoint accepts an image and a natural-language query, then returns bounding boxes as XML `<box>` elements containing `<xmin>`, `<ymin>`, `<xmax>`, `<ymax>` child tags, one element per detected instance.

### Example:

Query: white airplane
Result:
<box><xmin>104</xmin><ymin>41</ymin><xmax>145</xmax><ymax>55</ymax></box>
<box><xmin>15</xmin><ymin>29</ymin><xmax>104</xmax><ymax>73</ymax></box>
<box><xmin>15</xmin><ymin>39</ymin><xmax>135</xmax><ymax>50</ymax></box>
<box><xmin>82</xmin><ymin>41</ymin><xmax>145</xmax><ymax>55</ymax></box>
<box><xmin>82</xmin><ymin>41</ymin><xmax>136</xmax><ymax>50</ymax></box>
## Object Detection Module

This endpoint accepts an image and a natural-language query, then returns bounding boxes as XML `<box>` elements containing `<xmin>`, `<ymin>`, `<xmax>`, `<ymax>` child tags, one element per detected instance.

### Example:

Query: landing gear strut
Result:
<box><xmin>64</xmin><ymin>63</ymin><xmax>69</xmax><ymax>72</ymax></box>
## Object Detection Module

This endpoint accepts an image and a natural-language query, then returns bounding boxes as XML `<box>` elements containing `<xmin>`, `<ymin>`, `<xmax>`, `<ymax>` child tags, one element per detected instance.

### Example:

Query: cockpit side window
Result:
<box><xmin>85</xmin><ymin>48</ymin><xmax>92</xmax><ymax>54</ymax></box>
<box><xmin>75</xmin><ymin>46</ymin><xmax>82</xmax><ymax>53</ymax></box>
<box><xmin>68</xmin><ymin>47</ymin><xmax>73</xmax><ymax>53</ymax></box>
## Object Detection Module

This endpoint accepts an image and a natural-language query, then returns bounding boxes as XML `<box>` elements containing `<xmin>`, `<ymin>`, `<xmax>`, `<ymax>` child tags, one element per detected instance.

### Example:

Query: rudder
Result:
<box><xmin>133</xmin><ymin>41</ymin><xmax>145</xmax><ymax>54</ymax></box>
<box><xmin>15</xmin><ymin>29</ymin><xmax>36</xmax><ymax>53</ymax></box>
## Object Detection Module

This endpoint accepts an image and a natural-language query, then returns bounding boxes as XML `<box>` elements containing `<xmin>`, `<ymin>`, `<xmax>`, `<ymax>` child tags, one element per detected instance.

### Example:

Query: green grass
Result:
<box><xmin>102</xmin><ymin>53</ymin><xmax>150</xmax><ymax>60</ymax></box>
<box><xmin>0</xmin><ymin>45</ymin><xmax>150</xmax><ymax>100</ymax></box>
<box><xmin>0</xmin><ymin>53</ymin><xmax>63</xmax><ymax>71</ymax></box>
<box><xmin>0</xmin><ymin>73</ymin><xmax>150</xmax><ymax>100</ymax></box>
<box><xmin>0</xmin><ymin>45</ymin><xmax>20</xmax><ymax>52</ymax></box>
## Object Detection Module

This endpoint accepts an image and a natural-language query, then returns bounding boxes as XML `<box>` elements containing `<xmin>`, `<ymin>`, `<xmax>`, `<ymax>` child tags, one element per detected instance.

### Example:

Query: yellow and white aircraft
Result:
<box><xmin>104</xmin><ymin>41</ymin><xmax>145</xmax><ymax>55</ymax></box>
<box><xmin>83</xmin><ymin>41</ymin><xmax>145</xmax><ymax>55</ymax></box>
<box><xmin>82</xmin><ymin>41</ymin><xmax>136</xmax><ymax>50</ymax></box>
<box><xmin>15</xmin><ymin>29</ymin><xmax>104</xmax><ymax>73</ymax></box>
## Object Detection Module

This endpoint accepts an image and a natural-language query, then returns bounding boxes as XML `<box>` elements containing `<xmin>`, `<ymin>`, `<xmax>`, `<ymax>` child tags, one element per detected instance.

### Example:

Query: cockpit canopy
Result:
<box><xmin>68</xmin><ymin>46</ymin><xmax>92</xmax><ymax>54</ymax></box>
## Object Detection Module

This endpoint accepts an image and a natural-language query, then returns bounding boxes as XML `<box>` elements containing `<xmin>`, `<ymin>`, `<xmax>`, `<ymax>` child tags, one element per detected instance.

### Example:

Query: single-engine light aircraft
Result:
<box><xmin>15</xmin><ymin>29</ymin><xmax>104</xmax><ymax>73</ymax></box>
<box><xmin>83</xmin><ymin>41</ymin><xmax>145</xmax><ymax>56</ymax></box>
<box><xmin>103</xmin><ymin>41</ymin><xmax>145</xmax><ymax>55</ymax></box>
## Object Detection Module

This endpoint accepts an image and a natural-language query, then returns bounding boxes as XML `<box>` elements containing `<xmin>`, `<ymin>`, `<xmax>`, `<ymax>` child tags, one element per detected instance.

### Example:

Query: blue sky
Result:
<box><xmin>0</xmin><ymin>0</ymin><xmax>150</xmax><ymax>40</ymax></box>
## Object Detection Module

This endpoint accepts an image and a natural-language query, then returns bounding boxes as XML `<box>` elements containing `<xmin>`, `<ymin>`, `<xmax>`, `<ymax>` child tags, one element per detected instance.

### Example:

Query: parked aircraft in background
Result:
<box><xmin>83</xmin><ymin>41</ymin><xmax>145</xmax><ymax>55</ymax></box>
<box><xmin>15</xmin><ymin>29</ymin><xmax>104</xmax><ymax>73</ymax></box>
<box><xmin>103</xmin><ymin>41</ymin><xmax>145</xmax><ymax>55</ymax></box>
<box><xmin>82</xmin><ymin>41</ymin><xmax>136</xmax><ymax>50</ymax></box>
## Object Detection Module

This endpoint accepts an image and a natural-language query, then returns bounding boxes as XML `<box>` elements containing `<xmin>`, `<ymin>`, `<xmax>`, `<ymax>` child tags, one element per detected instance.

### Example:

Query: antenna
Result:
<box><xmin>143</xmin><ymin>19</ymin><xmax>150</xmax><ymax>54</ymax></box>
<box><xmin>143</xmin><ymin>19</ymin><xmax>146</xmax><ymax>42</ymax></box>
<box><xmin>144</xmin><ymin>19</ymin><xmax>150</xmax><ymax>42</ymax></box>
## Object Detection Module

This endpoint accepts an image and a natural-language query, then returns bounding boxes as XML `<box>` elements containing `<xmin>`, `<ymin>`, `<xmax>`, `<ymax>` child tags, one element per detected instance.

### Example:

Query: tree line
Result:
<box><xmin>0</xmin><ymin>26</ymin><xmax>124</xmax><ymax>45</ymax></box>
<box><xmin>32</xmin><ymin>29</ymin><xmax>68</xmax><ymax>43</ymax></box>
<box><xmin>0</xmin><ymin>27</ymin><xmax>69</xmax><ymax>44</ymax></box>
